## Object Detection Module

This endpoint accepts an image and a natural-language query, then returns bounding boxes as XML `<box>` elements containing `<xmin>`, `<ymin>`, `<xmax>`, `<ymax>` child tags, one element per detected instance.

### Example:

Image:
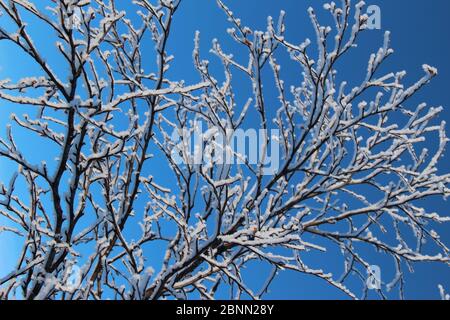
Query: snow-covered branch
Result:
<box><xmin>0</xmin><ymin>0</ymin><xmax>448</xmax><ymax>300</ymax></box>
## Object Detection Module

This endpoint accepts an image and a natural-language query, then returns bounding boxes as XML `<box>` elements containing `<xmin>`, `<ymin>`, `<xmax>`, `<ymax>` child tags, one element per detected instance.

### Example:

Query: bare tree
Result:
<box><xmin>0</xmin><ymin>0</ymin><xmax>448</xmax><ymax>300</ymax></box>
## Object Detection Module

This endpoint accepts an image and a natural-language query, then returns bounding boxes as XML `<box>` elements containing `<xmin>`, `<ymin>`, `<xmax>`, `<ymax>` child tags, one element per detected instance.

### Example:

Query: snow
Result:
<box><xmin>0</xmin><ymin>0</ymin><xmax>448</xmax><ymax>301</ymax></box>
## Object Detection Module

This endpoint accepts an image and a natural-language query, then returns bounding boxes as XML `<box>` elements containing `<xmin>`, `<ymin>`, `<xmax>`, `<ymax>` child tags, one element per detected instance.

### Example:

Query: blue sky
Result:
<box><xmin>148</xmin><ymin>0</ymin><xmax>450</xmax><ymax>300</ymax></box>
<box><xmin>0</xmin><ymin>0</ymin><xmax>449</xmax><ymax>299</ymax></box>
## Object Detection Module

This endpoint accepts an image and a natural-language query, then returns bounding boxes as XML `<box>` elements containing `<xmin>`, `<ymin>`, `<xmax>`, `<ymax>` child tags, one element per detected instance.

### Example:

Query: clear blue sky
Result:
<box><xmin>0</xmin><ymin>0</ymin><xmax>449</xmax><ymax>299</ymax></box>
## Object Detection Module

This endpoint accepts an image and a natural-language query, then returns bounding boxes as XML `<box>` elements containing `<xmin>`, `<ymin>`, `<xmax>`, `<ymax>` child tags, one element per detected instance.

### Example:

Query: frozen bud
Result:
<box><xmin>423</xmin><ymin>64</ymin><xmax>438</xmax><ymax>76</ymax></box>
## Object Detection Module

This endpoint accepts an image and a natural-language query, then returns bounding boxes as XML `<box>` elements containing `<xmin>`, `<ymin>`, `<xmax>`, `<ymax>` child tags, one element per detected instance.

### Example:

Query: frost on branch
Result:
<box><xmin>0</xmin><ymin>0</ymin><xmax>449</xmax><ymax>300</ymax></box>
